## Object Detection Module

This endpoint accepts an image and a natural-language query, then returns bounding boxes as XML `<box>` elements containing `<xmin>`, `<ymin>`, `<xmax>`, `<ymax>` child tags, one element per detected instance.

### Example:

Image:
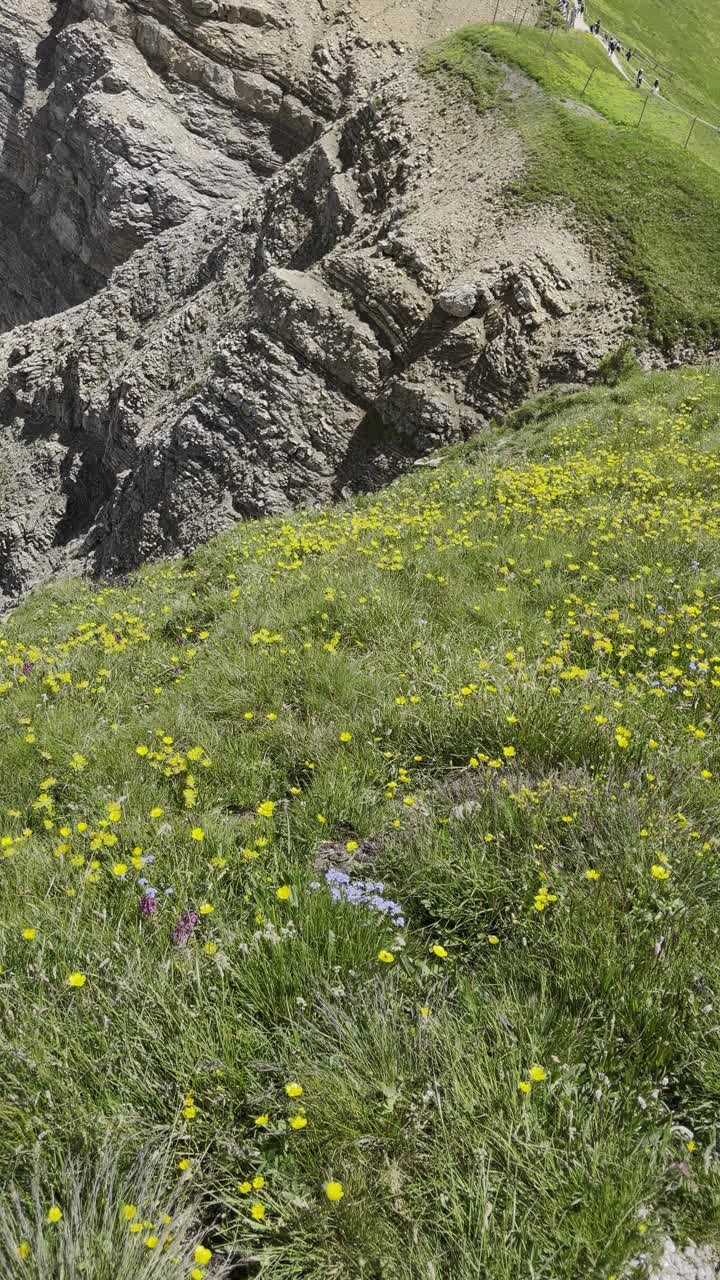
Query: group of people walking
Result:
<box><xmin>635</xmin><ymin>68</ymin><xmax>661</xmax><ymax>94</ymax></box>
<box><xmin>557</xmin><ymin>2</ymin><xmax>661</xmax><ymax>96</ymax></box>
<box><xmin>556</xmin><ymin>0</ymin><xmax>583</xmax><ymax>20</ymax></box>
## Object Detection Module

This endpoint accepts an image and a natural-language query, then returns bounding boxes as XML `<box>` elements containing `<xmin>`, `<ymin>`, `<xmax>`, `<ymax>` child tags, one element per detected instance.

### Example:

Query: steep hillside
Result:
<box><xmin>0</xmin><ymin>0</ymin><xmax>536</xmax><ymax>333</ymax></box>
<box><xmin>586</xmin><ymin>0</ymin><xmax>720</xmax><ymax>123</ymax></box>
<box><xmin>3</xmin><ymin>2</ymin><xmax>720</xmax><ymax>1276</ymax></box>
<box><xmin>424</xmin><ymin>24</ymin><xmax>720</xmax><ymax>345</ymax></box>
<box><xmin>2</xmin><ymin>3</ymin><xmax>720</xmax><ymax>613</ymax></box>
<box><xmin>2</xmin><ymin>367</ymin><xmax>720</xmax><ymax>1277</ymax></box>
<box><xmin>0</xmin><ymin>9</ymin><xmax>636</xmax><ymax>607</ymax></box>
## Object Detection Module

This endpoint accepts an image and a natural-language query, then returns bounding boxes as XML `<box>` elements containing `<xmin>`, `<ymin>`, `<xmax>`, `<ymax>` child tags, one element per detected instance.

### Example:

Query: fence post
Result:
<box><xmin>492</xmin><ymin>0</ymin><xmax>500</xmax><ymax>21</ymax></box>
<box><xmin>580</xmin><ymin>67</ymin><xmax>596</xmax><ymax>98</ymax></box>
<box><xmin>636</xmin><ymin>95</ymin><xmax>649</xmax><ymax>127</ymax></box>
<box><xmin>684</xmin><ymin>116</ymin><xmax>697</xmax><ymax>149</ymax></box>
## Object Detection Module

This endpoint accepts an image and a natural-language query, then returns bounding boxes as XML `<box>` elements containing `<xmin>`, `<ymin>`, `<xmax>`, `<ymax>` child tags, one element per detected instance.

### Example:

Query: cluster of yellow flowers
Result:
<box><xmin>2</xmin><ymin>376</ymin><xmax>720</xmax><ymax>1265</ymax></box>
<box><xmin>25</xmin><ymin>1202</ymin><xmax>213</xmax><ymax>1277</ymax></box>
<box><xmin>518</xmin><ymin>1064</ymin><xmax>547</xmax><ymax>1095</ymax></box>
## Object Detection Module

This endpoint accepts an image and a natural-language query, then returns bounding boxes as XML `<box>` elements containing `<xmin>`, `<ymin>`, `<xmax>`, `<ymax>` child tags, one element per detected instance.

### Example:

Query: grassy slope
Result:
<box><xmin>586</xmin><ymin>0</ymin><xmax>720</xmax><ymax>124</ymax></box>
<box><xmin>422</xmin><ymin>24</ymin><xmax>720</xmax><ymax>347</ymax></box>
<box><xmin>2</xmin><ymin>368</ymin><xmax>720</xmax><ymax>1275</ymax></box>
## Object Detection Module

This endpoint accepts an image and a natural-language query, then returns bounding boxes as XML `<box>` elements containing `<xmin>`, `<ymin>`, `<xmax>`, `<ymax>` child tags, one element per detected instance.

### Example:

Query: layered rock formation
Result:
<box><xmin>0</xmin><ymin>0</ymin><xmax>637</xmax><ymax>603</ymax></box>
<box><xmin>0</xmin><ymin>0</ymin><xmax>364</xmax><ymax>331</ymax></box>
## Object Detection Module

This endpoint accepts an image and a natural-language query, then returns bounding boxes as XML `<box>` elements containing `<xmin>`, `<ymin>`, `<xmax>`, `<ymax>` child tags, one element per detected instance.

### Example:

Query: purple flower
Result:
<box><xmin>139</xmin><ymin>891</ymin><xmax>159</xmax><ymax>918</ymax></box>
<box><xmin>314</xmin><ymin>869</ymin><xmax>405</xmax><ymax>924</ymax></box>
<box><xmin>172</xmin><ymin>911</ymin><xmax>200</xmax><ymax>947</ymax></box>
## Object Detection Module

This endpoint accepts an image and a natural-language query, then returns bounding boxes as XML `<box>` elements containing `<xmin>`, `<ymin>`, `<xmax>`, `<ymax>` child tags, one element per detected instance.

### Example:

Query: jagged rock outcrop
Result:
<box><xmin>0</xmin><ymin>0</ymin><xmax>402</xmax><ymax>332</ymax></box>
<box><xmin>0</xmin><ymin>35</ymin><xmax>636</xmax><ymax>602</ymax></box>
<box><xmin>0</xmin><ymin>0</ymin><xmax>649</xmax><ymax>604</ymax></box>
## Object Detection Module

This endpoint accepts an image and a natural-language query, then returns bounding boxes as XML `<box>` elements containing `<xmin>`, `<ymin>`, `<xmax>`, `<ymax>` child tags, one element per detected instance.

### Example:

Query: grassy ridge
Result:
<box><xmin>422</xmin><ymin>24</ymin><xmax>720</xmax><ymax>347</ymax></box>
<box><xmin>586</xmin><ymin>0</ymin><xmax>720</xmax><ymax>124</ymax></box>
<box><xmin>2</xmin><ymin>368</ymin><xmax>720</xmax><ymax>1275</ymax></box>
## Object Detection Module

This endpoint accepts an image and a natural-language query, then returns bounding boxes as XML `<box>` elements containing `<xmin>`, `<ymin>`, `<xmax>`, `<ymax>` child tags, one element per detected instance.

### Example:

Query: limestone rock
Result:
<box><xmin>437</xmin><ymin>282</ymin><xmax>478</xmax><ymax>319</ymax></box>
<box><xmin>649</xmin><ymin>1240</ymin><xmax>720</xmax><ymax>1280</ymax></box>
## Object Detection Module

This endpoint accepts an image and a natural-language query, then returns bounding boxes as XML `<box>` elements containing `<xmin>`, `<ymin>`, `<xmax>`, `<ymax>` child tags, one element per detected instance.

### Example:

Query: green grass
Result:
<box><xmin>588</xmin><ymin>0</ymin><xmax>720</xmax><ymax>125</ymax></box>
<box><xmin>420</xmin><ymin>39</ymin><xmax>507</xmax><ymax>109</ymax></box>
<box><xmin>3</xmin><ymin>366</ymin><xmax>720</xmax><ymax>1274</ymax></box>
<box><xmin>422</xmin><ymin>23</ymin><xmax>720</xmax><ymax>347</ymax></box>
<box><xmin>474</xmin><ymin>23</ymin><xmax>720</xmax><ymax>163</ymax></box>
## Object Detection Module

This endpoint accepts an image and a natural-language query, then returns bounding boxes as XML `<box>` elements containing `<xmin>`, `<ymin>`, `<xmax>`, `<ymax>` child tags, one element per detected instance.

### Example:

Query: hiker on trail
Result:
<box><xmin>653</xmin><ymin>78</ymin><xmax>660</xmax><ymax>94</ymax></box>
<box><xmin>626</xmin><ymin>47</ymin><xmax>633</xmax><ymax>61</ymax></box>
<box><xmin>636</xmin><ymin>67</ymin><xmax>644</xmax><ymax>88</ymax></box>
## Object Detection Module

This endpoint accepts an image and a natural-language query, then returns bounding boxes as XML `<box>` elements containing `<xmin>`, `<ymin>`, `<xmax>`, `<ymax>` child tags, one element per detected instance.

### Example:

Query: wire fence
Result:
<box><xmin>521</xmin><ymin>5</ymin><xmax>720</xmax><ymax>173</ymax></box>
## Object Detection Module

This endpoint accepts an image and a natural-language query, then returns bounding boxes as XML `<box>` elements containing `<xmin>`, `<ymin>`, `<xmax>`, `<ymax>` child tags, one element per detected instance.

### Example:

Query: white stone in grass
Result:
<box><xmin>649</xmin><ymin>1240</ymin><xmax>720</xmax><ymax>1280</ymax></box>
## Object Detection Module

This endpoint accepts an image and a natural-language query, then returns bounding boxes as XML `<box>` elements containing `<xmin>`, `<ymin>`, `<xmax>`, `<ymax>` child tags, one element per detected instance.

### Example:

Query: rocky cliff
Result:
<box><xmin>0</xmin><ymin>0</ymin><xmax>367</xmax><ymax>331</ymax></box>
<box><xmin>0</xmin><ymin>0</ymin><xmax>637</xmax><ymax>603</ymax></box>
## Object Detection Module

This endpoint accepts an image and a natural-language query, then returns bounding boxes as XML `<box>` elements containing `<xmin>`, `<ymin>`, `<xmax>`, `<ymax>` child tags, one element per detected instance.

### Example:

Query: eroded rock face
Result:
<box><xmin>0</xmin><ymin>0</ymin><xmax>395</xmax><ymax>331</ymax></box>
<box><xmin>0</xmin><ymin>49</ymin><xmax>636</xmax><ymax>601</ymax></box>
<box><xmin>0</xmin><ymin>0</ymin><xmax>644</xmax><ymax>605</ymax></box>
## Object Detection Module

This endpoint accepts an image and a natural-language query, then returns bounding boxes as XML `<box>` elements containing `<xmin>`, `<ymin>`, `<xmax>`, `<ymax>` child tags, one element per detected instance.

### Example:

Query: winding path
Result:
<box><xmin>570</xmin><ymin>7</ymin><xmax>720</xmax><ymax>137</ymax></box>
